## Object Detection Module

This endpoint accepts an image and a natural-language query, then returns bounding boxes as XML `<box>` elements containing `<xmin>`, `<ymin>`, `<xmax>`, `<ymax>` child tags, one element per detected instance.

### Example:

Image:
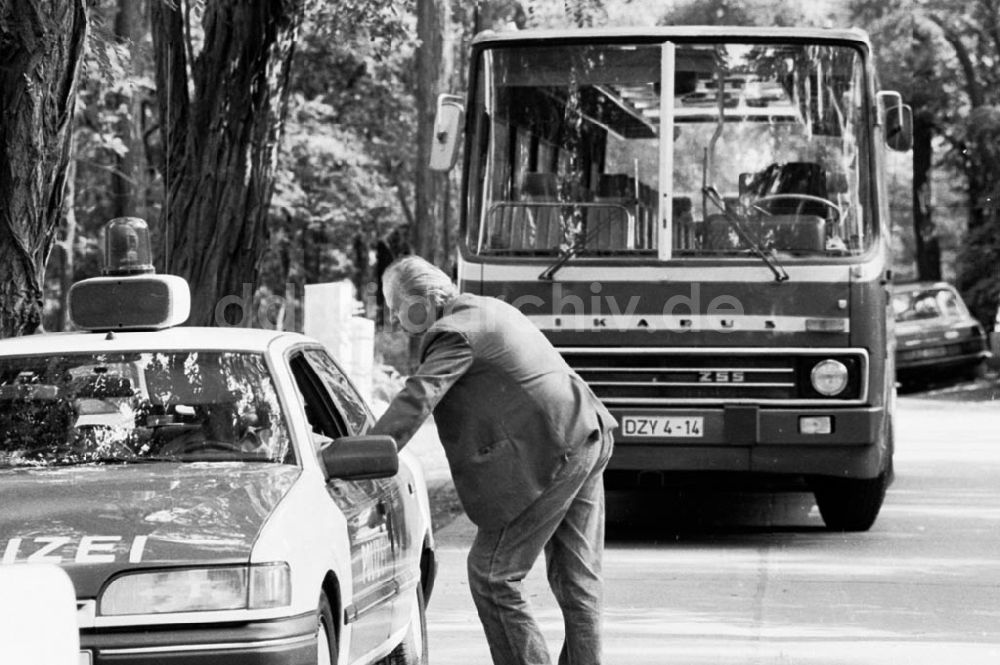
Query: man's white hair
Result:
<box><xmin>383</xmin><ymin>255</ymin><xmax>458</xmax><ymax>310</ymax></box>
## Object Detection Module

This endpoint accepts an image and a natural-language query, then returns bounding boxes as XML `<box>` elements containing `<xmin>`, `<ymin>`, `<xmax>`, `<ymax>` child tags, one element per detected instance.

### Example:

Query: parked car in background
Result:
<box><xmin>892</xmin><ymin>281</ymin><xmax>992</xmax><ymax>387</ymax></box>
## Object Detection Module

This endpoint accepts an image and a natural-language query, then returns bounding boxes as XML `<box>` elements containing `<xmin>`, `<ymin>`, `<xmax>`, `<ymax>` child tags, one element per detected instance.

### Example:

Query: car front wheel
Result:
<box><xmin>317</xmin><ymin>592</ymin><xmax>338</xmax><ymax>665</ymax></box>
<box><xmin>963</xmin><ymin>359</ymin><xmax>988</xmax><ymax>382</ymax></box>
<box><xmin>378</xmin><ymin>583</ymin><xmax>428</xmax><ymax>665</ymax></box>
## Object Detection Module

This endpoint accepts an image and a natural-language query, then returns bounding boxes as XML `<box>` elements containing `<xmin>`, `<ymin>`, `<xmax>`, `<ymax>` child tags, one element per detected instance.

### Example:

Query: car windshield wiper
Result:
<box><xmin>52</xmin><ymin>454</ymin><xmax>273</xmax><ymax>466</ymax></box>
<box><xmin>48</xmin><ymin>455</ymin><xmax>183</xmax><ymax>466</ymax></box>
<box><xmin>701</xmin><ymin>185</ymin><xmax>789</xmax><ymax>282</ymax></box>
<box><xmin>118</xmin><ymin>455</ymin><xmax>187</xmax><ymax>463</ymax></box>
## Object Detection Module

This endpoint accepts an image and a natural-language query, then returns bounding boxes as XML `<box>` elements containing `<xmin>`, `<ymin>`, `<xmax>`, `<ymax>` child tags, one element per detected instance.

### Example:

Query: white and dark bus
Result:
<box><xmin>432</xmin><ymin>27</ymin><xmax>912</xmax><ymax>530</ymax></box>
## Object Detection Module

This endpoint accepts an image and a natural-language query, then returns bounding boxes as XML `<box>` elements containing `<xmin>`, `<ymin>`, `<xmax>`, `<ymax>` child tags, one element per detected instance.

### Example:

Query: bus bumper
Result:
<box><xmin>606</xmin><ymin>405</ymin><xmax>888</xmax><ymax>481</ymax></box>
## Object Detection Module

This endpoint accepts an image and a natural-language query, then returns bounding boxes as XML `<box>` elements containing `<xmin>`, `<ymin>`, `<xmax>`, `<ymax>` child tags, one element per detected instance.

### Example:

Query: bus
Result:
<box><xmin>431</xmin><ymin>27</ymin><xmax>912</xmax><ymax>531</ymax></box>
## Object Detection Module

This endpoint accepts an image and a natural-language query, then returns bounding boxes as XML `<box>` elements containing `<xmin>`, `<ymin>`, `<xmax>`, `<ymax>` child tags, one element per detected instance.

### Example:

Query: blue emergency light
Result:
<box><xmin>103</xmin><ymin>217</ymin><xmax>154</xmax><ymax>275</ymax></box>
<box><xmin>68</xmin><ymin>217</ymin><xmax>190</xmax><ymax>331</ymax></box>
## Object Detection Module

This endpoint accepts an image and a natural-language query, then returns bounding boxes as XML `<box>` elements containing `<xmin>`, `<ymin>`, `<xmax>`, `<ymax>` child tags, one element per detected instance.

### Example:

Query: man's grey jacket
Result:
<box><xmin>373</xmin><ymin>293</ymin><xmax>616</xmax><ymax>530</ymax></box>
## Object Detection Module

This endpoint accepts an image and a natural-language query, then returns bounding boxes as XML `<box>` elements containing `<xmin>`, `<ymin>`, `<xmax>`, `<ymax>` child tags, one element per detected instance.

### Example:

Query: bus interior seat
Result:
<box><xmin>487</xmin><ymin>203</ymin><xmax>514</xmax><ymax>250</ymax></box>
<box><xmin>827</xmin><ymin>170</ymin><xmax>849</xmax><ymax>195</ymax></box>
<box><xmin>486</xmin><ymin>173</ymin><xmax>554</xmax><ymax>250</ymax></box>
<box><xmin>636</xmin><ymin>182</ymin><xmax>657</xmax><ymax>248</ymax></box>
<box><xmin>590</xmin><ymin>173</ymin><xmax>632</xmax><ymax>250</ymax></box>
<box><xmin>517</xmin><ymin>172</ymin><xmax>562</xmax><ymax>250</ymax></box>
<box><xmin>672</xmin><ymin>196</ymin><xmax>695</xmax><ymax>249</ymax></box>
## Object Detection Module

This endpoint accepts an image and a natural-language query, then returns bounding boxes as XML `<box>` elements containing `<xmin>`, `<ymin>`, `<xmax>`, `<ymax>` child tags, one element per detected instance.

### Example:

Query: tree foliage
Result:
<box><xmin>848</xmin><ymin>0</ymin><xmax>933</xmax><ymax>281</ymax></box>
<box><xmin>9</xmin><ymin>0</ymin><xmax>996</xmax><ymax>337</ymax></box>
<box><xmin>256</xmin><ymin>0</ymin><xmax>417</xmax><ymax>328</ymax></box>
<box><xmin>915</xmin><ymin>0</ymin><xmax>1000</xmax><ymax>326</ymax></box>
<box><xmin>658</xmin><ymin>0</ymin><xmax>813</xmax><ymax>27</ymax></box>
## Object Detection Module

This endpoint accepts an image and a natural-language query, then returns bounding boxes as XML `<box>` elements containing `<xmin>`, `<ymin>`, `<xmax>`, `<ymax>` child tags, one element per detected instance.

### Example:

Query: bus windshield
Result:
<box><xmin>466</xmin><ymin>40</ymin><xmax>872</xmax><ymax>260</ymax></box>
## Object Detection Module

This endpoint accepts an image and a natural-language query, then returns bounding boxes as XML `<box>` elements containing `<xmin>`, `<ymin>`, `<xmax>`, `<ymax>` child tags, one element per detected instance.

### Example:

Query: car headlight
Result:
<box><xmin>810</xmin><ymin>359</ymin><xmax>849</xmax><ymax>396</ymax></box>
<box><xmin>99</xmin><ymin>563</ymin><xmax>290</xmax><ymax>616</ymax></box>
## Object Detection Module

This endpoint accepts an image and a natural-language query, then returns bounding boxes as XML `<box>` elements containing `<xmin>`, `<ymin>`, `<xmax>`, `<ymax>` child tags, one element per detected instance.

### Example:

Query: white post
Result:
<box><xmin>304</xmin><ymin>281</ymin><xmax>375</xmax><ymax>402</ymax></box>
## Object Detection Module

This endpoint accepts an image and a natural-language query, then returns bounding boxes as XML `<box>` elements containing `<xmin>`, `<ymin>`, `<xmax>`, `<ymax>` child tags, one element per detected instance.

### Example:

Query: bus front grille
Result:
<box><xmin>559</xmin><ymin>347</ymin><xmax>867</xmax><ymax>405</ymax></box>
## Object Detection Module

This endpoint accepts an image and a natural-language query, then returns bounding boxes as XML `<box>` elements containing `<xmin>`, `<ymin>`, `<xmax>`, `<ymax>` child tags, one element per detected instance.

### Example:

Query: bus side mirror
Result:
<box><xmin>878</xmin><ymin>91</ymin><xmax>913</xmax><ymax>152</ymax></box>
<box><xmin>429</xmin><ymin>94</ymin><xmax>464</xmax><ymax>172</ymax></box>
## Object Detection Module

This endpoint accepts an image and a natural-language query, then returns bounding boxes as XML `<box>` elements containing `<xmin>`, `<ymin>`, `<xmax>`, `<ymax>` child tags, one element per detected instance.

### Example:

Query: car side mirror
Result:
<box><xmin>878</xmin><ymin>91</ymin><xmax>913</xmax><ymax>152</ymax></box>
<box><xmin>319</xmin><ymin>435</ymin><xmax>399</xmax><ymax>480</ymax></box>
<box><xmin>429</xmin><ymin>94</ymin><xmax>464</xmax><ymax>172</ymax></box>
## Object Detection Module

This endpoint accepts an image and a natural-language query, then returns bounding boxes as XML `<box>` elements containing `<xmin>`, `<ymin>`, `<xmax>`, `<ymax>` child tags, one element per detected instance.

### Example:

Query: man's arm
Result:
<box><xmin>372</xmin><ymin>330</ymin><xmax>473</xmax><ymax>449</ymax></box>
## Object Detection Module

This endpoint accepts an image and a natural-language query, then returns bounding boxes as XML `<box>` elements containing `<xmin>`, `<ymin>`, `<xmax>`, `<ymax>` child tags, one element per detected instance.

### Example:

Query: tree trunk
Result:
<box><xmin>150</xmin><ymin>0</ymin><xmax>304</xmax><ymax>326</ymax></box>
<box><xmin>413</xmin><ymin>0</ymin><xmax>451</xmax><ymax>267</ymax></box>
<box><xmin>57</xmin><ymin>132</ymin><xmax>80</xmax><ymax>332</ymax></box>
<box><xmin>111</xmin><ymin>0</ymin><xmax>148</xmax><ymax>218</ymax></box>
<box><xmin>911</xmin><ymin>110</ymin><xmax>941</xmax><ymax>281</ymax></box>
<box><xmin>0</xmin><ymin>0</ymin><xmax>89</xmax><ymax>338</ymax></box>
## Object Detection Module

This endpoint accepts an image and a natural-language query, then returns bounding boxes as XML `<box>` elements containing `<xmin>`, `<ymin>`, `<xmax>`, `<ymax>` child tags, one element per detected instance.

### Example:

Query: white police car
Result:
<box><xmin>0</xmin><ymin>218</ymin><xmax>435</xmax><ymax>665</ymax></box>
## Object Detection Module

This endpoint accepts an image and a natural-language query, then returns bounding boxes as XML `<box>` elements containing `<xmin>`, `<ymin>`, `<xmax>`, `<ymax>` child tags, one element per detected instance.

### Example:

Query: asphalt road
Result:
<box><xmin>420</xmin><ymin>393</ymin><xmax>1000</xmax><ymax>665</ymax></box>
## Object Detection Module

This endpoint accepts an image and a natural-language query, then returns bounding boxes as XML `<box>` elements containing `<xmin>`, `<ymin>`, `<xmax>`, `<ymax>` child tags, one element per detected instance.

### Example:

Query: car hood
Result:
<box><xmin>0</xmin><ymin>463</ymin><xmax>300</xmax><ymax>597</ymax></box>
<box><xmin>896</xmin><ymin>319</ymin><xmax>978</xmax><ymax>346</ymax></box>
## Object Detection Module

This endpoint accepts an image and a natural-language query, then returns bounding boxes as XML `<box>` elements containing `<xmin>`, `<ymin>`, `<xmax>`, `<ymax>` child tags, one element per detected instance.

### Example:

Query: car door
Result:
<box><xmin>302</xmin><ymin>349</ymin><xmax>420</xmax><ymax>641</ymax></box>
<box><xmin>287</xmin><ymin>351</ymin><xmax>394</xmax><ymax>662</ymax></box>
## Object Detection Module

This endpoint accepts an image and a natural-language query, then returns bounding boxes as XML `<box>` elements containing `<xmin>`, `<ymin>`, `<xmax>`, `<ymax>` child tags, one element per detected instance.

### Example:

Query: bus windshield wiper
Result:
<box><xmin>539</xmin><ymin>240</ymin><xmax>583</xmax><ymax>281</ymax></box>
<box><xmin>538</xmin><ymin>205</ymin><xmax>625</xmax><ymax>281</ymax></box>
<box><xmin>701</xmin><ymin>185</ymin><xmax>789</xmax><ymax>282</ymax></box>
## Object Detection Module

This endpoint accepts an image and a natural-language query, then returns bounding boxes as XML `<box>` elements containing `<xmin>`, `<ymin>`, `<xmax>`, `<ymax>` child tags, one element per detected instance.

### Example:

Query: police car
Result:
<box><xmin>0</xmin><ymin>218</ymin><xmax>435</xmax><ymax>665</ymax></box>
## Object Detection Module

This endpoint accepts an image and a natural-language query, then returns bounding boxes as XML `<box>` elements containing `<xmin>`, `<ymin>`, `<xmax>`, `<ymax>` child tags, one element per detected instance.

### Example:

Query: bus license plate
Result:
<box><xmin>622</xmin><ymin>416</ymin><xmax>703</xmax><ymax>438</ymax></box>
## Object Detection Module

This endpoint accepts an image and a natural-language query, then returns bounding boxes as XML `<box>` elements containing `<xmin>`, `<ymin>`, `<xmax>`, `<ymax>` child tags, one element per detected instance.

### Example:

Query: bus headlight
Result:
<box><xmin>810</xmin><ymin>360</ymin><xmax>849</xmax><ymax>396</ymax></box>
<box><xmin>99</xmin><ymin>563</ymin><xmax>290</xmax><ymax>615</ymax></box>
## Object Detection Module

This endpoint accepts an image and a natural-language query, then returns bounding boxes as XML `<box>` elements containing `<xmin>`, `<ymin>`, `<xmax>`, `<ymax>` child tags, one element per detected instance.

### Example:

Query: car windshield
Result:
<box><xmin>893</xmin><ymin>287</ymin><xmax>969</xmax><ymax>323</ymax></box>
<box><xmin>0</xmin><ymin>351</ymin><xmax>294</xmax><ymax>467</ymax></box>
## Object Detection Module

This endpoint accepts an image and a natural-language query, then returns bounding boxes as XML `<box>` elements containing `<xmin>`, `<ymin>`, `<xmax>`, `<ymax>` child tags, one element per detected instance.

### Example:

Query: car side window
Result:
<box><xmin>288</xmin><ymin>353</ymin><xmax>350</xmax><ymax>455</ymax></box>
<box><xmin>938</xmin><ymin>290</ymin><xmax>964</xmax><ymax>320</ymax></box>
<box><xmin>303</xmin><ymin>349</ymin><xmax>374</xmax><ymax>436</ymax></box>
<box><xmin>290</xmin><ymin>352</ymin><xmax>383</xmax><ymax>499</ymax></box>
